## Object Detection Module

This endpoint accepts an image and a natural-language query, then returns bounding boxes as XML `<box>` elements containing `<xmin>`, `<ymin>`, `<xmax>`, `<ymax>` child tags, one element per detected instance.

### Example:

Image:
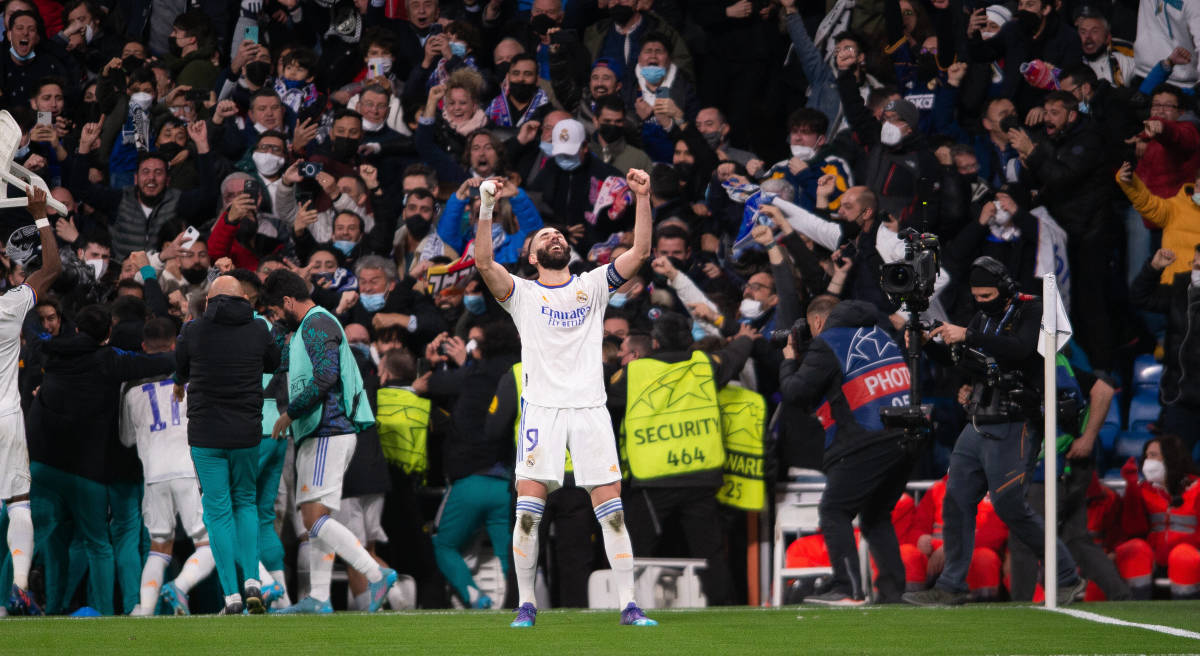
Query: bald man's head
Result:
<box><xmin>208</xmin><ymin>275</ymin><xmax>247</xmax><ymax>299</ymax></box>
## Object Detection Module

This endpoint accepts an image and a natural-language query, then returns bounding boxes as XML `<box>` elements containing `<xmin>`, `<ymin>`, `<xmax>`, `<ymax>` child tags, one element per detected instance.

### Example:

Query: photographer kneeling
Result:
<box><xmin>779</xmin><ymin>295</ymin><xmax>918</xmax><ymax>605</ymax></box>
<box><xmin>902</xmin><ymin>257</ymin><xmax>1086</xmax><ymax>606</ymax></box>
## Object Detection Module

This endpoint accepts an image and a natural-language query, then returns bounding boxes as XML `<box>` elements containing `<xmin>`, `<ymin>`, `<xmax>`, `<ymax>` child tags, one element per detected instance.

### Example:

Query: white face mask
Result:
<box><xmin>880</xmin><ymin>121</ymin><xmax>903</xmax><ymax>146</ymax></box>
<box><xmin>252</xmin><ymin>151</ymin><xmax>285</xmax><ymax>176</ymax></box>
<box><xmin>1191</xmin><ymin>270</ymin><xmax>1200</xmax><ymax>287</ymax></box>
<box><xmin>83</xmin><ymin>24</ymin><xmax>94</xmax><ymax>43</ymax></box>
<box><xmin>980</xmin><ymin>30</ymin><xmax>998</xmax><ymax>40</ymax></box>
<box><xmin>992</xmin><ymin>201</ymin><xmax>1012</xmax><ymax>225</ymax></box>
<box><xmin>129</xmin><ymin>92</ymin><xmax>154</xmax><ymax>111</ymax></box>
<box><xmin>362</xmin><ymin>117</ymin><xmax>385</xmax><ymax>132</ymax></box>
<box><xmin>739</xmin><ymin>298</ymin><xmax>764</xmax><ymax>320</ymax></box>
<box><xmin>790</xmin><ymin>144</ymin><xmax>815</xmax><ymax>160</ymax></box>
<box><xmin>1142</xmin><ymin>457</ymin><xmax>1166</xmax><ymax>486</ymax></box>
<box><xmin>86</xmin><ymin>258</ymin><xmax>107</xmax><ymax>279</ymax></box>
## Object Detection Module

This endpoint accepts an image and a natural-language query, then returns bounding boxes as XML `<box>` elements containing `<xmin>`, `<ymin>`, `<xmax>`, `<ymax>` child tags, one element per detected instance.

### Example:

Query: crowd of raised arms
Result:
<box><xmin>0</xmin><ymin>0</ymin><xmax>1196</xmax><ymax>616</ymax></box>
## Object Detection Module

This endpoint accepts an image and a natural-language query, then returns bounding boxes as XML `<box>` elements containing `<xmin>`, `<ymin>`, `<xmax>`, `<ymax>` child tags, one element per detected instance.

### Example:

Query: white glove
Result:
<box><xmin>358</xmin><ymin>142</ymin><xmax>382</xmax><ymax>156</ymax></box>
<box><xmin>479</xmin><ymin>180</ymin><xmax>497</xmax><ymax>220</ymax></box>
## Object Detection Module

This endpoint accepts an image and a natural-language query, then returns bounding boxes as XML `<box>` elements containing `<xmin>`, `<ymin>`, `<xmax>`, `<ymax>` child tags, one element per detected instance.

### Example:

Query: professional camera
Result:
<box><xmin>954</xmin><ymin>346</ymin><xmax>1038</xmax><ymax>421</ymax></box>
<box><xmin>768</xmin><ymin>317</ymin><xmax>809</xmax><ymax>349</ymax></box>
<box><xmin>880</xmin><ymin>228</ymin><xmax>939</xmax><ymax>311</ymax></box>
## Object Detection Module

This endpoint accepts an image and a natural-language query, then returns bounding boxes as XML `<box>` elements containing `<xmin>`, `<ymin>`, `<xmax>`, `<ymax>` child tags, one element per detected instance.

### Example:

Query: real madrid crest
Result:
<box><xmin>576</xmin><ymin>289</ymin><xmax>588</xmax><ymax>303</ymax></box>
<box><xmin>558</xmin><ymin>127</ymin><xmax>569</xmax><ymax>142</ymax></box>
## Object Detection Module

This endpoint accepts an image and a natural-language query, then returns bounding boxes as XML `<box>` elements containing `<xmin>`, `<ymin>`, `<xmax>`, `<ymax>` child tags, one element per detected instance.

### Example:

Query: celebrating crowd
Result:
<box><xmin>0</xmin><ymin>0</ymin><xmax>1197</xmax><ymax>616</ymax></box>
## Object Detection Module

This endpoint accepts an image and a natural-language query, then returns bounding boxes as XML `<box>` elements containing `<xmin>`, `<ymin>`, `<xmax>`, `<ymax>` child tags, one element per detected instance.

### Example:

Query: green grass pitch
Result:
<box><xmin>5</xmin><ymin>602</ymin><xmax>1200</xmax><ymax>655</ymax></box>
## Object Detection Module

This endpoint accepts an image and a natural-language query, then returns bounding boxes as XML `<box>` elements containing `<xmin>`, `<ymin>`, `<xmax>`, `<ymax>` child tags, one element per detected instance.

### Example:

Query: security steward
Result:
<box><xmin>903</xmin><ymin>257</ymin><xmax>1086</xmax><ymax>606</ymax></box>
<box><xmin>606</xmin><ymin>312</ymin><xmax>756</xmax><ymax>606</ymax></box>
<box><xmin>779</xmin><ymin>295</ymin><xmax>918</xmax><ymax>605</ymax></box>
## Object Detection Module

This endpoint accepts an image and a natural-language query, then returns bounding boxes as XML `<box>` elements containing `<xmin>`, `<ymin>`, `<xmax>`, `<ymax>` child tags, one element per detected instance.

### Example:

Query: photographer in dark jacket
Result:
<box><xmin>28</xmin><ymin>303</ymin><xmax>175</xmax><ymax>616</ymax></box>
<box><xmin>779</xmin><ymin>296</ymin><xmax>917</xmax><ymax>605</ymax></box>
<box><xmin>903</xmin><ymin>257</ymin><xmax>1084</xmax><ymax>607</ymax></box>
<box><xmin>174</xmin><ymin>276</ymin><xmax>281</xmax><ymax>614</ymax></box>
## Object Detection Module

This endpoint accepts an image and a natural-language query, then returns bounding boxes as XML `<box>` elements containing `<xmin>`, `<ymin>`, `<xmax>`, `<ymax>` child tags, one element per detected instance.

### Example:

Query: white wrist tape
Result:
<box><xmin>34</xmin><ymin>218</ymin><xmax>50</xmax><ymax>229</ymax></box>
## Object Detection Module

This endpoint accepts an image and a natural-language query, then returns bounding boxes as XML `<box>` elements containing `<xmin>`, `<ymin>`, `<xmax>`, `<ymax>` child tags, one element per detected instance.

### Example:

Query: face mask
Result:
<box><xmin>530</xmin><ymin>13</ymin><xmax>557</xmax><ymax>35</ymax></box>
<box><xmin>508</xmin><ymin>81</ymin><xmax>537</xmax><ymax>104</ymax></box>
<box><xmin>674</xmin><ymin>162</ymin><xmax>693</xmax><ymax>180</ymax></box>
<box><xmin>244</xmin><ymin>60</ymin><xmax>271</xmax><ymax>87</ymax></box>
<box><xmin>702</xmin><ymin>130</ymin><xmax>723</xmax><ymax>150</ymax></box>
<box><xmin>463</xmin><ymin>294</ymin><xmax>486</xmax><ymax>315</ymax></box>
<box><xmin>1015</xmin><ymin>10</ymin><xmax>1042</xmax><ymax>35</ymax></box>
<box><xmin>182</xmin><ymin>266</ymin><xmax>208</xmax><ymax>285</ymax></box>
<box><xmin>252</xmin><ymin>152</ymin><xmax>285</xmax><ymax>176</ymax></box>
<box><xmin>880</xmin><ymin>122</ymin><xmax>903</xmax><ymax>146</ymax></box>
<box><xmin>362</xmin><ymin>117</ymin><xmax>385</xmax><ymax>132</ymax></box>
<box><xmin>555</xmin><ymin>154</ymin><xmax>582</xmax><ymax>171</ymax></box>
<box><xmin>367</xmin><ymin>56</ymin><xmax>393</xmax><ymax>77</ymax></box>
<box><xmin>282</xmin><ymin>78</ymin><xmax>306</xmax><ymax>90</ymax></box>
<box><xmin>640</xmin><ymin>65</ymin><xmax>666</xmax><ymax>85</ymax></box>
<box><xmin>14</xmin><ymin>143</ymin><xmax>28</xmax><ymax>160</ymax></box>
<box><xmin>449</xmin><ymin>41</ymin><xmax>467</xmax><ymax>58</ymax></box>
<box><xmin>9</xmin><ymin>47</ymin><xmax>34</xmax><ymax>62</ymax></box>
<box><xmin>331</xmin><ymin>137</ymin><xmax>360</xmax><ymax>161</ymax></box>
<box><xmin>611</xmin><ymin>4</ymin><xmax>635</xmax><ymax>24</ymax></box>
<box><xmin>405</xmin><ymin>215</ymin><xmax>431</xmax><ymax>239</ymax></box>
<box><xmin>975</xmin><ymin>295</ymin><xmax>1007</xmax><ymax>316</ymax></box>
<box><xmin>333</xmin><ymin>240</ymin><xmax>356</xmax><ymax>256</ymax></box>
<box><xmin>597</xmin><ymin>124</ymin><xmax>624</xmax><ymax>143</ymax></box>
<box><xmin>495</xmin><ymin>60</ymin><xmax>512</xmax><ymax>80</ymax></box>
<box><xmin>739</xmin><ymin>298</ymin><xmax>764</xmax><ymax>320</ymax></box>
<box><xmin>1191</xmin><ymin>192</ymin><xmax>1200</xmax><ymax>206</ymax></box>
<box><xmin>608</xmin><ymin>291</ymin><xmax>629</xmax><ymax>308</ymax></box>
<box><xmin>992</xmin><ymin>202</ymin><xmax>1012</xmax><ymax>225</ymax></box>
<box><xmin>539</xmin><ymin>140</ymin><xmax>554</xmax><ymax>157</ymax></box>
<box><xmin>691</xmin><ymin>322</ymin><xmax>709</xmax><ymax>342</ymax></box>
<box><xmin>980</xmin><ymin>30</ymin><xmax>997</xmax><ymax>40</ymax></box>
<box><xmin>465</xmin><ymin>338</ymin><xmax>479</xmax><ymax>355</ymax></box>
<box><xmin>87</xmin><ymin>258</ymin><xmax>108</xmax><ymax>279</ymax></box>
<box><xmin>1142</xmin><ymin>457</ymin><xmax>1166</xmax><ymax>486</ymax></box>
<box><xmin>790</xmin><ymin>144</ymin><xmax>815</xmax><ymax>160</ymax></box>
<box><xmin>1192</xmin><ymin>270</ymin><xmax>1200</xmax><ymax>287</ymax></box>
<box><xmin>129</xmin><ymin>92</ymin><xmax>154</xmax><ymax>111</ymax></box>
<box><xmin>361</xmin><ymin>292</ymin><xmax>386</xmax><ymax>312</ymax></box>
<box><xmin>84</xmin><ymin>24</ymin><xmax>94</xmax><ymax>43</ymax></box>
<box><xmin>1077</xmin><ymin>101</ymin><xmax>1090</xmax><ymax>114</ymax></box>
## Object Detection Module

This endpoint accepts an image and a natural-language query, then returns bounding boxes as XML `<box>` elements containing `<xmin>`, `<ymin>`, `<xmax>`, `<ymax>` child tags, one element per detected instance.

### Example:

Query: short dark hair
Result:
<box><xmin>641</xmin><ymin>31</ymin><xmax>673</xmax><ymax>55</ymax></box>
<box><xmin>405</xmin><ymin>187</ymin><xmax>435</xmax><ymax>205</ymax></box>
<box><xmin>509</xmin><ymin>52</ymin><xmax>537</xmax><ymax>69</ymax></box>
<box><xmin>805</xmin><ymin>294</ymin><xmax>840</xmax><ymax>319</ymax></box>
<box><xmin>1043</xmin><ymin>90</ymin><xmax>1078</xmax><ymax>112</ymax></box>
<box><xmin>380</xmin><ymin>348</ymin><xmax>416</xmax><ymax>384</ymax></box>
<box><xmin>75</xmin><ymin>304</ymin><xmax>112</xmax><ymax>342</ymax></box>
<box><xmin>332</xmin><ymin>107</ymin><xmax>363</xmax><ymax>125</ymax></box>
<box><xmin>250</xmin><ymin>87</ymin><xmax>281</xmax><ymax>106</ymax></box>
<box><xmin>126</xmin><ymin>66</ymin><xmax>157</xmax><ymax>89</ymax></box>
<box><xmin>650</xmin><ymin>312</ymin><xmax>692</xmax><ymax>352</ymax></box>
<box><xmin>263</xmin><ymin>269</ymin><xmax>311</xmax><ymax>306</ymax></box>
<box><xmin>172</xmin><ymin>9</ymin><xmax>212</xmax><ymax>42</ymax></box>
<box><xmin>32</xmin><ymin>76</ymin><xmax>66</xmax><ymax>98</ymax></box>
<box><xmin>832</xmin><ymin>30</ymin><xmax>866</xmax><ymax>53</ymax></box>
<box><xmin>1150</xmin><ymin>84</ymin><xmax>1190</xmax><ymax>112</ymax></box>
<box><xmin>481</xmin><ymin>319</ymin><xmax>521</xmax><ymax>359</ymax></box>
<box><xmin>137</xmin><ymin>151</ymin><xmax>169</xmax><ymax>171</ymax></box>
<box><xmin>143</xmin><ymin>316</ymin><xmax>178</xmax><ymax>344</ymax></box>
<box><xmin>111</xmin><ymin>295</ymin><xmax>148</xmax><ymax>322</ymax></box>
<box><xmin>226</xmin><ymin>268</ymin><xmax>263</xmax><ymax>307</ymax></box>
<box><xmin>787</xmin><ymin>107</ymin><xmax>829</xmax><ymax>136</ymax></box>
<box><xmin>359</xmin><ymin>26</ymin><xmax>398</xmax><ymax>59</ymax></box>
<box><xmin>402</xmin><ymin>163</ymin><xmax>437</xmax><ymax>190</ymax></box>
<box><xmin>595</xmin><ymin>94</ymin><xmax>626</xmax><ymax>116</ymax></box>
<box><xmin>654</xmin><ymin>225</ymin><xmax>690</xmax><ymax>248</ymax></box>
<box><xmin>257</xmin><ymin>129</ymin><xmax>287</xmax><ymax>145</ymax></box>
<box><xmin>281</xmin><ymin>47</ymin><xmax>318</xmax><ymax>75</ymax></box>
<box><xmin>1062</xmin><ymin>65</ymin><xmax>1098</xmax><ymax>89</ymax></box>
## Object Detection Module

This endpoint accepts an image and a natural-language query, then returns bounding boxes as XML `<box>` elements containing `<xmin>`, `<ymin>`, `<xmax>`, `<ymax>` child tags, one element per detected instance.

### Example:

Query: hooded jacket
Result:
<box><xmin>27</xmin><ymin>334</ymin><xmax>175</xmax><ymax>483</ymax></box>
<box><xmin>175</xmin><ymin>295</ymin><xmax>281</xmax><ymax>449</ymax></box>
<box><xmin>1131</xmin><ymin>265</ymin><xmax>1200</xmax><ymax>408</ymax></box>
<box><xmin>1118</xmin><ymin>174</ymin><xmax>1200</xmax><ymax>283</ymax></box>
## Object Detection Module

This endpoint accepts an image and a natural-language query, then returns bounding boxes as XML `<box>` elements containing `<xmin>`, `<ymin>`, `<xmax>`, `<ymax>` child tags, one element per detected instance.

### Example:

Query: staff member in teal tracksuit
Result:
<box><xmin>174</xmin><ymin>276</ymin><xmax>280</xmax><ymax>615</ymax></box>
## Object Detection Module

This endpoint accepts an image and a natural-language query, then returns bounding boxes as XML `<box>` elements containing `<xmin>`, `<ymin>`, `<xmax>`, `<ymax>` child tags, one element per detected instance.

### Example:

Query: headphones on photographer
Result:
<box><xmin>969</xmin><ymin>256</ymin><xmax>1018</xmax><ymax>298</ymax></box>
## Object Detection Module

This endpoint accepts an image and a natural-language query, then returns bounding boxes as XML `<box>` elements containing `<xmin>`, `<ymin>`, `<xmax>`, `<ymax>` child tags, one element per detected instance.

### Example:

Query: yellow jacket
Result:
<box><xmin>1117</xmin><ymin>172</ymin><xmax>1200</xmax><ymax>283</ymax></box>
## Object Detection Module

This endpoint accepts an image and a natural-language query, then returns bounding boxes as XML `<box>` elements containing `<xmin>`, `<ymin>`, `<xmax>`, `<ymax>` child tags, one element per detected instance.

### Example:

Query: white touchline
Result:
<box><xmin>1042</xmin><ymin>606</ymin><xmax>1200</xmax><ymax>641</ymax></box>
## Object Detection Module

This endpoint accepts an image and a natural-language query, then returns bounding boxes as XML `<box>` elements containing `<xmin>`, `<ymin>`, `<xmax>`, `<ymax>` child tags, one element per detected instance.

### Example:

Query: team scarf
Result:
<box><xmin>428</xmin><ymin>55</ymin><xmax>479</xmax><ymax>90</ymax></box>
<box><xmin>274</xmin><ymin>78</ymin><xmax>319</xmax><ymax>114</ymax></box>
<box><xmin>485</xmin><ymin>84</ymin><xmax>549</xmax><ymax>127</ymax></box>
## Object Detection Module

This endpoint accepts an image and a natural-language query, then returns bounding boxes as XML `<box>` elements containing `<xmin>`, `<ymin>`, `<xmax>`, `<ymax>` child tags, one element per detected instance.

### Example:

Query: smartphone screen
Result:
<box><xmin>243</xmin><ymin>25</ymin><xmax>259</xmax><ymax>44</ymax></box>
<box><xmin>37</xmin><ymin>112</ymin><xmax>51</xmax><ymax>125</ymax></box>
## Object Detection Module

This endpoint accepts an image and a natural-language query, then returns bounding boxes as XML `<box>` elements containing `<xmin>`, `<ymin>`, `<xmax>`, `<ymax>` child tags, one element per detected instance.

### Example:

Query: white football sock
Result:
<box><xmin>512</xmin><ymin>496</ymin><xmax>544</xmax><ymax>607</ymax></box>
<box><xmin>308</xmin><ymin>537</ymin><xmax>334</xmax><ymax>602</ymax></box>
<box><xmin>270</xmin><ymin>569</ymin><xmax>292</xmax><ymax>606</ymax></box>
<box><xmin>7</xmin><ymin>501</ymin><xmax>33</xmax><ymax>590</ymax></box>
<box><xmin>595</xmin><ymin>498</ymin><xmax>636</xmax><ymax>608</ymax></box>
<box><xmin>296</xmin><ymin>541</ymin><xmax>312</xmax><ymax>599</ymax></box>
<box><xmin>224</xmin><ymin>593</ymin><xmax>242</xmax><ymax>607</ymax></box>
<box><xmin>173</xmin><ymin>544</ymin><xmax>214</xmax><ymax>594</ymax></box>
<box><xmin>309</xmin><ymin>515</ymin><xmax>382</xmax><ymax>583</ymax></box>
<box><xmin>258</xmin><ymin>563</ymin><xmax>275</xmax><ymax>585</ymax></box>
<box><xmin>139</xmin><ymin>550</ymin><xmax>171</xmax><ymax>611</ymax></box>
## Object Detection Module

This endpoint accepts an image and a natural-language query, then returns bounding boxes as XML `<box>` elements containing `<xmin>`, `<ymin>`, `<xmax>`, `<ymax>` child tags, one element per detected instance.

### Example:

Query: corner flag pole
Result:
<box><xmin>1042</xmin><ymin>275</ymin><xmax>1058</xmax><ymax>609</ymax></box>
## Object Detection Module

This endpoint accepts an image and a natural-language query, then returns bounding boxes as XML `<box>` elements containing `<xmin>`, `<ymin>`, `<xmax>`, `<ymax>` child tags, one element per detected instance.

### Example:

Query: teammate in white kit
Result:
<box><xmin>2</xmin><ymin>187</ymin><xmax>62</xmax><ymax>615</ymax></box>
<box><xmin>474</xmin><ymin>170</ymin><xmax>656</xmax><ymax>628</ymax></box>
<box><xmin>119</xmin><ymin>318</ymin><xmax>215</xmax><ymax>616</ymax></box>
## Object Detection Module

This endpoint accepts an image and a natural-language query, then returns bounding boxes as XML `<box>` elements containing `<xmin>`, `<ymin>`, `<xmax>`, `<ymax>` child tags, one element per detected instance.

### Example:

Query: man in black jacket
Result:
<box><xmin>1132</xmin><ymin>247</ymin><xmax>1200</xmax><ymax>452</ymax></box>
<box><xmin>28</xmin><ymin>303</ymin><xmax>175</xmax><ymax>615</ymax></box>
<box><xmin>174</xmin><ymin>275</ymin><xmax>281</xmax><ymax>615</ymax></box>
<box><xmin>779</xmin><ymin>296</ymin><xmax>917</xmax><ymax>604</ymax></box>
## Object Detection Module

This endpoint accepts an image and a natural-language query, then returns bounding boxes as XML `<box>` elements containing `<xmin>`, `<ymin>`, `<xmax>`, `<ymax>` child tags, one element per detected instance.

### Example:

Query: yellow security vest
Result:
<box><xmin>622</xmin><ymin>351</ymin><xmax>725</xmax><ymax>480</ymax></box>
<box><xmin>509</xmin><ymin>363</ymin><xmax>573</xmax><ymax>472</ymax></box>
<box><xmin>716</xmin><ymin>385</ymin><xmax>766</xmax><ymax>511</ymax></box>
<box><xmin>376</xmin><ymin>387</ymin><xmax>431</xmax><ymax>480</ymax></box>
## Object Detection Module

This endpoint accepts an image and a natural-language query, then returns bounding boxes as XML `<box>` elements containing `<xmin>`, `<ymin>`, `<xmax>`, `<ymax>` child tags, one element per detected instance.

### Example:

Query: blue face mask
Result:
<box><xmin>640</xmin><ymin>65</ymin><xmax>666</xmax><ymax>85</ymax></box>
<box><xmin>1192</xmin><ymin>192</ymin><xmax>1200</xmax><ymax>206</ymax></box>
<box><xmin>449</xmin><ymin>41</ymin><xmax>467</xmax><ymax>58</ymax></box>
<box><xmin>539</xmin><ymin>141</ymin><xmax>554</xmax><ymax>157</ymax></box>
<box><xmin>333</xmin><ymin>240</ymin><xmax>356</xmax><ymax>256</ymax></box>
<box><xmin>555</xmin><ymin>154</ymin><xmax>582</xmax><ymax>171</ymax></box>
<box><xmin>349</xmin><ymin>342</ymin><xmax>371</xmax><ymax>359</ymax></box>
<box><xmin>361</xmin><ymin>292</ymin><xmax>387</xmax><ymax>312</ymax></box>
<box><xmin>282</xmin><ymin>77</ymin><xmax>306</xmax><ymax>90</ymax></box>
<box><xmin>463</xmin><ymin>294</ymin><xmax>486</xmax><ymax>315</ymax></box>
<box><xmin>9</xmin><ymin>47</ymin><xmax>34</xmax><ymax>62</ymax></box>
<box><xmin>1077</xmin><ymin>100</ymin><xmax>1090</xmax><ymax>114</ymax></box>
<box><xmin>608</xmin><ymin>291</ymin><xmax>628</xmax><ymax>308</ymax></box>
<box><xmin>691</xmin><ymin>322</ymin><xmax>709</xmax><ymax>343</ymax></box>
<box><xmin>14</xmin><ymin>143</ymin><xmax>29</xmax><ymax>160</ymax></box>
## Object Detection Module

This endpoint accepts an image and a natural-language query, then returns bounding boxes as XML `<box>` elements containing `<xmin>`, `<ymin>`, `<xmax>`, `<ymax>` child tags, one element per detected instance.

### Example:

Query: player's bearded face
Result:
<box><xmin>534</xmin><ymin>240</ymin><xmax>570</xmax><ymax>270</ymax></box>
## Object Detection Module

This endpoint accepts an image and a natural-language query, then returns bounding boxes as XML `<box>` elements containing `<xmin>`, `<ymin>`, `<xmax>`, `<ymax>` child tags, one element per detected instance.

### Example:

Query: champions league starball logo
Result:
<box><xmin>6</xmin><ymin>224</ymin><xmax>39</xmax><ymax>267</ymax></box>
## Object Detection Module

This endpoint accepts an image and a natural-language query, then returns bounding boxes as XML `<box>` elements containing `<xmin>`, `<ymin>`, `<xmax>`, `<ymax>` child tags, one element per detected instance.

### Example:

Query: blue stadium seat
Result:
<box><xmin>1127</xmin><ymin>394</ymin><xmax>1160</xmax><ymax>435</ymax></box>
<box><xmin>1132</xmin><ymin>355</ymin><xmax>1162</xmax><ymax>396</ymax></box>
<box><xmin>1114</xmin><ymin>431</ymin><xmax>1152</xmax><ymax>461</ymax></box>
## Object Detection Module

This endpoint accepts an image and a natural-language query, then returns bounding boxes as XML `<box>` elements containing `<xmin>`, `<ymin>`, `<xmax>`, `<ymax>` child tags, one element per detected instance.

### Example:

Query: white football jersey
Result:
<box><xmin>119</xmin><ymin>376</ymin><xmax>194</xmax><ymax>484</ymax></box>
<box><xmin>499</xmin><ymin>265</ymin><xmax>618</xmax><ymax>408</ymax></box>
<box><xmin>0</xmin><ymin>284</ymin><xmax>34</xmax><ymax>417</ymax></box>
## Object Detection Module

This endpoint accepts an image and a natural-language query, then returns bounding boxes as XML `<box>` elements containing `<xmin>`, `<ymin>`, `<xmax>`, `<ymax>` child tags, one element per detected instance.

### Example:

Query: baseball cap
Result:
<box><xmin>551</xmin><ymin>118</ymin><xmax>586</xmax><ymax>156</ymax></box>
<box><xmin>884</xmin><ymin>98</ymin><xmax>920</xmax><ymax>129</ymax></box>
<box><xmin>593</xmin><ymin>56</ymin><xmax>624</xmax><ymax>80</ymax></box>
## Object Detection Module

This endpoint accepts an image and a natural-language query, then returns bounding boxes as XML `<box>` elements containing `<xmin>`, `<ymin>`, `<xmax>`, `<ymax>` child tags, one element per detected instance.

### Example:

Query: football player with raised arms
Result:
<box><xmin>474</xmin><ymin>170</ymin><xmax>657</xmax><ymax>628</ymax></box>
